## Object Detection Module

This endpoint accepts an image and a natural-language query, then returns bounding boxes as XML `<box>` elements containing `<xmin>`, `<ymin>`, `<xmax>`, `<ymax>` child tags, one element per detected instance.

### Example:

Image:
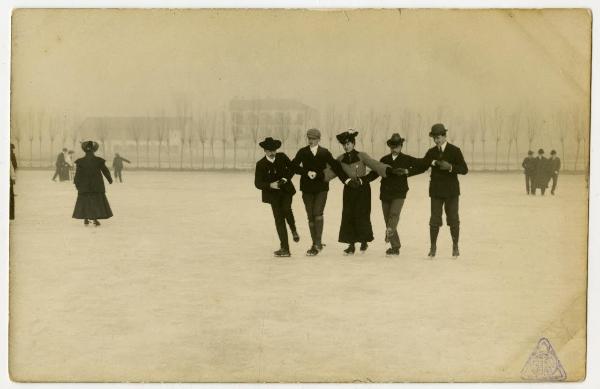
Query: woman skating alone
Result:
<box><xmin>72</xmin><ymin>141</ymin><xmax>113</xmax><ymax>226</ymax></box>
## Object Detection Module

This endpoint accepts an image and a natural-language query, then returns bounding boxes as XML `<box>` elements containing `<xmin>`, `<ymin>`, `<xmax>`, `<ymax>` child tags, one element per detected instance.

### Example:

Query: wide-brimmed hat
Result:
<box><xmin>81</xmin><ymin>141</ymin><xmax>99</xmax><ymax>153</ymax></box>
<box><xmin>538</xmin><ymin>148</ymin><xmax>545</xmax><ymax>154</ymax></box>
<box><xmin>259</xmin><ymin>137</ymin><xmax>282</xmax><ymax>151</ymax></box>
<box><xmin>336</xmin><ymin>130</ymin><xmax>358</xmax><ymax>144</ymax></box>
<box><xmin>306</xmin><ymin>128</ymin><xmax>321</xmax><ymax>139</ymax></box>
<box><xmin>386</xmin><ymin>133</ymin><xmax>405</xmax><ymax>147</ymax></box>
<box><xmin>429</xmin><ymin>123</ymin><xmax>448</xmax><ymax>137</ymax></box>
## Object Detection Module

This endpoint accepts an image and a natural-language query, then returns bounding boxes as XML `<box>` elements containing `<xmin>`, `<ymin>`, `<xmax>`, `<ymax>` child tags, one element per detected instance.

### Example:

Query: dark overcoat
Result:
<box><xmin>291</xmin><ymin>145</ymin><xmax>348</xmax><ymax>193</ymax></box>
<box><xmin>74</xmin><ymin>154</ymin><xmax>113</xmax><ymax>193</ymax></box>
<box><xmin>411</xmin><ymin>143</ymin><xmax>468</xmax><ymax>198</ymax></box>
<box><xmin>254</xmin><ymin>153</ymin><xmax>297</xmax><ymax>204</ymax></box>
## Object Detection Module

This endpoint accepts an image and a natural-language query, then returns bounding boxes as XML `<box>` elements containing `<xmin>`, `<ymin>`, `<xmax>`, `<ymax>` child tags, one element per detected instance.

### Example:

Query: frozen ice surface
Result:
<box><xmin>8</xmin><ymin>170</ymin><xmax>588</xmax><ymax>382</ymax></box>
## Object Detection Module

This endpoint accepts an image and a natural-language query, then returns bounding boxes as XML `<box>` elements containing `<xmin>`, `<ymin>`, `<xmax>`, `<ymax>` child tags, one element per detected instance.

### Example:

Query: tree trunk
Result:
<box><xmin>146</xmin><ymin>141</ymin><xmax>150</xmax><ymax>169</ymax></box>
<box><xmin>158</xmin><ymin>141</ymin><xmax>162</xmax><ymax>169</ymax></box>
<box><xmin>233</xmin><ymin>138</ymin><xmax>237</xmax><ymax>169</ymax></box>
<box><xmin>179</xmin><ymin>140</ymin><xmax>184</xmax><ymax>170</ymax></box>
<box><xmin>136</xmin><ymin>142</ymin><xmax>140</xmax><ymax>168</ymax></box>
<box><xmin>514</xmin><ymin>138</ymin><xmax>519</xmax><ymax>169</ymax></box>
<box><xmin>481</xmin><ymin>141</ymin><xmax>486</xmax><ymax>170</ymax></box>
<box><xmin>495</xmin><ymin>141</ymin><xmax>499</xmax><ymax>170</ymax></box>
<box><xmin>222</xmin><ymin>140</ymin><xmax>226</xmax><ymax>169</ymax></box>
<box><xmin>560</xmin><ymin>140</ymin><xmax>565</xmax><ymax>168</ymax></box>
<box><xmin>471</xmin><ymin>142</ymin><xmax>475</xmax><ymax>167</ymax></box>
<box><xmin>506</xmin><ymin>140</ymin><xmax>512</xmax><ymax>171</ymax></box>
<box><xmin>210</xmin><ymin>142</ymin><xmax>215</xmax><ymax>169</ymax></box>
<box><xmin>189</xmin><ymin>141</ymin><xmax>194</xmax><ymax>169</ymax></box>
<box><xmin>50</xmin><ymin>139</ymin><xmax>55</xmax><ymax>167</ymax></box>
<box><xmin>167</xmin><ymin>140</ymin><xmax>171</xmax><ymax>169</ymax></box>
<box><xmin>38</xmin><ymin>140</ymin><xmax>42</xmax><ymax>168</ymax></box>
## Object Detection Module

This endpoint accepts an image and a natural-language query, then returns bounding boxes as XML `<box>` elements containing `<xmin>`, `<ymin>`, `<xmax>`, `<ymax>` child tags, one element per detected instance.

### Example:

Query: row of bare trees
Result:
<box><xmin>10</xmin><ymin>105</ymin><xmax>590</xmax><ymax>171</ymax></box>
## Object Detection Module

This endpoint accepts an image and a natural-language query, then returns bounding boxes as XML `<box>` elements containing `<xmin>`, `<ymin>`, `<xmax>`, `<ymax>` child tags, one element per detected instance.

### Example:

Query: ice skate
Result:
<box><xmin>306</xmin><ymin>246</ymin><xmax>319</xmax><ymax>256</ymax></box>
<box><xmin>452</xmin><ymin>244</ymin><xmax>460</xmax><ymax>259</ymax></box>
<box><xmin>343</xmin><ymin>244</ymin><xmax>355</xmax><ymax>256</ymax></box>
<box><xmin>427</xmin><ymin>245</ymin><xmax>436</xmax><ymax>259</ymax></box>
<box><xmin>274</xmin><ymin>248</ymin><xmax>291</xmax><ymax>257</ymax></box>
<box><xmin>386</xmin><ymin>247</ymin><xmax>399</xmax><ymax>257</ymax></box>
<box><xmin>292</xmin><ymin>230</ymin><xmax>300</xmax><ymax>242</ymax></box>
<box><xmin>316</xmin><ymin>243</ymin><xmax>326</xmax><ymax>252</ymax></box>
<box><xmin>93</xmin><ymin>220</ymin><xmax>101</xmax><ymax>227</ymax></box>
<box><xmin>359</xmin><ymin>242</ymin><xmax>368</xmax><ymax>254</ymax></box>
<box><xmin>84</xmin><ymin>219</ymin><xmax>90</xmax><ymax>226</ymax></box>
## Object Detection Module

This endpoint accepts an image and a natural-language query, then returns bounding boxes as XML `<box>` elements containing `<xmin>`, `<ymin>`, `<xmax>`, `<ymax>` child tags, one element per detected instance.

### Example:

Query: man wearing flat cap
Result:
<box><xmin>410</xmin><ymin>123</ymin><xmax>468</xmax><ymax>259</ymax></box>
<box><xmin>365</xmin><ymin>133</ymin><xmax>420</xmax><ymax>256</ymax></box>
<box><xmin>254</xmin><ymin>137</ymin><xmax>300</xmax><ymax>258</ymax></box>
<box><xmin>521</xmin><ymin>150</ymin><xmax>536</xmax><ymax>195</ymax></box>
<box><xmin>291</xmin><ymin>128</ymin><xmax>351</xmax><ymax>256</ymax></box>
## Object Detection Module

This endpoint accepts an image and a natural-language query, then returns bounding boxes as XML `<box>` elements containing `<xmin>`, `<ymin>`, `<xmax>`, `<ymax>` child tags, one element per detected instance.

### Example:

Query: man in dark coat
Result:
<box><xmin>52</xmin><ymin>148</ymin><xmax>69</xmax><ymax>181</ymax></box>
<box><xmin>291</xmin><ymin>128</ymin><xmax>350</xmax><ymax>256</ymax></box>
<box><xmin>521</xmin><ymin>150</ymin><xmax>536</xmax><ymax>195</ymax></box>
<box><xmin>549</xmin><ymin>149</ymin><xmax>561</xmax><ymax>195</ymax></box>
<box><xmin>532</xmin><ymin>148</ymin><xmax>550</xmax><ymax>196</ymax></box>
<box><xmin>409</xmin><ymin>123</ymin><xmax>468</xmax><ymax>259</ymax></box>
<box><xmin>254</xmin><ymin>137</ymin><xmax>299</xmax><ymax>257</ymax></box>
<box><xmin>112</xmin><ymin>153</ymin><xmax>131</xmax><ymax>183</ymax></box>
<box><xmin>365</xmin><ymin>133</ymin><xmax>420</xmax><ymax>256</ymax></box>
<box><xmin>72</xmin><ymin>141</ymin><xmax>113</xmax><ymax>226</ymax></box>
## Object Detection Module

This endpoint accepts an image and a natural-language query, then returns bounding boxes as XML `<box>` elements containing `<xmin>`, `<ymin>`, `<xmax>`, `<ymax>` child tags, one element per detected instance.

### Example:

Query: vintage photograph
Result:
<box><xmin>7</xmin><ymin>8</ymin><xmax>590</xmax><ymax>382</ymax></box>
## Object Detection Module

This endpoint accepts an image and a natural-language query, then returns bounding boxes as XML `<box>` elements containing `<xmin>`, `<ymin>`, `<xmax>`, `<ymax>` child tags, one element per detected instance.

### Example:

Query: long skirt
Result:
<box><xmin>58</xmin><ymin>165</ymin><xmax>70</xmax><ymax>181</ymax></box>
<box><xmin>338</xmin><ymin>182</ymin><xmax>374</xmax><ymax>244</ymax></box>
<box><xmin>72</xmin><ymin>192</ymin><xmax>113</xmax><ymax>220</ymax></box>
<box><xmin>9</xmin><ymin>182</ymin><xmax>14</xmax><ymax>220</ymax></box>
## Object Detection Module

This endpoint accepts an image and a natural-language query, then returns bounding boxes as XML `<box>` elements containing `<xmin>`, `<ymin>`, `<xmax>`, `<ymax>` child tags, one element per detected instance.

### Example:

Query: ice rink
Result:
<box><xmin>8</xmin><ymin>170</ymin><xmax>588</xmax><ymax>382</ymax></box>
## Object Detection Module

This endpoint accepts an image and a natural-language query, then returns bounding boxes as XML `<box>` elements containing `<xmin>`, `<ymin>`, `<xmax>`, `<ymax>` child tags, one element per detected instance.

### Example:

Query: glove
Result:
<box><xmin>437</xmin><ymin>160</ymin><xmax>452</xmax><ymax>171</ymax></box>
<box><xmin>277</xmin><ymin>178</ymin><xmax>287</xmax><ymax>188</ymax></box>
<box><xmin>307</xmin><ymin>171</ymin><xmax>317</xmax><ymax>180</ymax></box>
<box><xmin>393</xmin><ymin>168</ymin><xmax>409</xmax><ymax>176</ymax></box>
<box><xmin>269</xmin><ymin>181</ymin><xmax>280</xmax><ymax>189</ymax></box>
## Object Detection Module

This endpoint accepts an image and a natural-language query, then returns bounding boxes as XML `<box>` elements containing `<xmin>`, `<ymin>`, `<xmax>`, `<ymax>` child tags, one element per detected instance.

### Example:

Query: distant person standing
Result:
<box><xmin>254</xmin><ymin>137</ymin><xmax>300</xmax><ymax>258</ymax></box>
<box><xmin>10</xmin><ymin>143</ymin><xmax>17</xmax><ymax>220</ymax></box>
<box><xmin>532</xmin><ymin>148</ymin><xmax>550</xmax><ymax>196</ymax></box>
<box><xmin>113</xmin><ymin>153</ymin><xmax>131</xmax><ymax>183</ymax></box>
<box><xmin>52</xmin><ymin>148</ymin><xmax>70</xmax><ymax>181</ymax></box>
<box><xmin>291</xmin><ymin>128</ymin><xmax>350</xmax><ymax>256</ymax></box>
<box><xmin>365</xmin><ymin>133</ymin><xmax>420</xmax><ymax>256</ymax></box>
<box><xmin>521</xmin><ymin>150</ymin><xmax>536</xmax><ymax>195</ymax></box>
<box><xmin>67</xmin><ymin>150</ymin><xmax>75</xmax><ymax>180</ymax></box>
<box><xmin>72</xmin><ymin>141</ymin><xmax>113</xmax><ymax>226</ymax></box>
<box><xmin>549</xmin><ymin>150</ymin><xmax>561</xmax><ymax>195</ymax></box>
<box><xmin>409</xmin><ymin>124</ymin><xmax>468</xmax><ymax>259</ymax></box>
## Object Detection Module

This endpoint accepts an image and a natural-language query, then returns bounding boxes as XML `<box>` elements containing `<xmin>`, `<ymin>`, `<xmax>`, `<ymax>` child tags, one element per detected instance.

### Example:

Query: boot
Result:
<box><xmin>386</xmin><ymin>247</ymin><xmax>399</xmax><ymax>256</ymax></box>
<box><xmin>84</xmin><ymin>219</ymin><xmax>90</xmax><ymax>226</ymax></box>
<box><xmin>450</xmin><ymin>225</ymin><xmax>460</xmax><ymax>259</ymax></box>
<box><xmin>428</xmin><ymin>226</ymin><xmax>439</xmax><ymax>258</ymax></box>
<box><xmin>344</xmin><ymin>244</ymin><xmax>355</xmax><ymax>256</ymax></box>
<box><xmin>291</xmin><ymin>229</ymin><xmax>300</xmax><ymax>243</ymax></box>
<box><xmin>308</xmin><ymin>221</ymin><xmax>317</xmax><ymax>246</ymax></box>
<box><xmin>359</xmin><ymin>242</ymin><xmax>368</xmax><ymax>253</ymax></box>
<box><xmin>306</xmin><ymin>245</ymin><xmax>319</xmax><ymax>256</ymax></box>
<box><xmin>314</xmin><ymin>216</ymin><xmax>324</xmax><ymax>248</ymax></box>
<box><xmin>93</xmin><ymin>219</ymin><xmax>101</xmax><ymax>227</ymax></box>
<box><xmin>274</xmin><ymin>248</ymin><xmax>291</xmax><ymax>257</ymax></box>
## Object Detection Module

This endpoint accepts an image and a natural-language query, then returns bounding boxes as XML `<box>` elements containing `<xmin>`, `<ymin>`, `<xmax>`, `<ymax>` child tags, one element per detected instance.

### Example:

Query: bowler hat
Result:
<box><xmin>538</xmin><ymin>148</ymin><xmax>545</xmax><ymax>154</ymax></box>
<box><xmin>259</xmin><ymin>137</ymin><xmax>282</xmax><ymax>151</ymax></box>
<box><xmin>550</xmin><ymin>150</ymin><xmax>557</xmax><ymax>155</ymax></box>
<box><xmin>429</xmin><ymin>123</ymin><xmax>448</xmax><ymax>137</ymax></box>
<box><xmin>386</xmin><ymin>133</ymin><xmax>405</xmax><ymax>147</ymax></box>
<box><xmin>81</xmin><ymin>140</ymin><xmax>99</xmax><ymax>153</ymax></box>
<box><xmin>527</xmin><ymin>150</ymin><xmax>534</xmax><ymax>155</ymax></box>
<box><xmin>336</xmin><ymin>130</ymin><xmax>358</xmax><ymax>144</ymax></box>
<box><xmin>306</xmin><ymin>128</ymin><xmax>321</xmax><ymax>139</ymax></box>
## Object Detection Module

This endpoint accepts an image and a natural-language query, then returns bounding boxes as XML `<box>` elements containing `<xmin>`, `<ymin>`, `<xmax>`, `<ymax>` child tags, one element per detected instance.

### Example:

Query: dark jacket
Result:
<box><xmin>410</xmin><ymin>142</ymin><xmax>468</xmax><ymax>198</ymax></box>
<box><xmin>532</xmin><ymin>156</ymin><xmax>551</xmax><ymax>188</ymax></box>
<box><xmin>522</xmin><ymin>156</ymin><xmax>536</xmax><ymax>175</ymax></box>
<box><xmin>254</xmin><ymin>153</ymin><xmax>297</xmax><ymax>204</ymax></box>
<box><xmin>549</xmin><ymin>157</ymin><xmax>561</xmax><ymax>174</ymax></box>
<box><xmin>366</xmin><ymin>152</ymin><xmax>420</xmax><ymax>201</ymax></box>
<box><xmin>74</xmin><ymin>153</ymin><xmax>113</xmax><ymax>193</ymax></box>
<box><xmin>113</xmin><ymin>156</ymin><xmax>131</xmax><ymax>170</ymax></box>
<box><xmin>55</xmin><ymin>152</ymin><xmax>67</xmax><ymax>168</ymax></box>
<box><xmin>291</xmin><ymin>145</ymin><xmax>348</xmax><ymax>193</ymax></box>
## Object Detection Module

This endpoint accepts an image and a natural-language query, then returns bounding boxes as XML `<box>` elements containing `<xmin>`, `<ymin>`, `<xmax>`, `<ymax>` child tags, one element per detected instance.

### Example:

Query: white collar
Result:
<box><xmin>266</xmin><ymin>155</ymin><xmax>276</xmax><ymax>163</ymax></box>
<box><xmin>437</xmin><ymin>142</ymin><xmax>448</xmax><ymax>152</ymax></box>
<box><xmin>310</xmin><ymin>145</ymin><xmax>319</xmax><ymax>155</ymax></box>
<box><xmin>391</xmin><ymin>153</ymin><xmax>399</xmax><ymax>160</ymax></box>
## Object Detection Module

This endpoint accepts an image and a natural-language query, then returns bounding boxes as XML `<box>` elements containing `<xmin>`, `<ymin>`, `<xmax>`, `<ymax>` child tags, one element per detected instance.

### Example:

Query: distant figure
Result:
<box><xmin>532</xmin><ymin>148</ymin><xmax>550</xmax><ymax>196</ymax></box>
<box><xmin>52</xmin><ymin>148</ymin><xmax>70</xmax><ymax>181</ymax></box>
<box><xmin>521</xmin><ymin>150</ymin><xmax>536</xmax><ymax>195</ymax></box>
<box><xmin>254</xmin><ymin>137</ymin><xmax>299</xmax><ymax>257</ymax></box>
<box><xmin>72</xmin><ymin>141</ymin><xmax>113</xmax><ymax>226</ymax></box>
<box><xmin>10</xmin><ymin>143</ymin><xmax>17</xmax><ymax>220</ymax></box>
<box><xmin>549</xmin><ymin>150</ymin><xmax>561</xmax><ymax>195</ymax></box>
<box><xmin>409</xmin><ymin>124</ymin><xmax>468</xmax><ymax>259</ymax></box>
<box><xmin>67</xmin><ymin>150</ymin><xmax>75</xmax><ymax>180</ymax></box>
<box><xmin>112</xmin><ymin>153</ymin><xmax>131</xmax><ymax>183</ymax></box>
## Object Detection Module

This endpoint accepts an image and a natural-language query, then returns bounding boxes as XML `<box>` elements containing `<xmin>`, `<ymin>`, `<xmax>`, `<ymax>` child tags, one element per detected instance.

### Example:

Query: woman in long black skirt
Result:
<box><xmin>72</xmin><ymin>141</ymin><xmax>113</xmax><ymax>226</ymax></box>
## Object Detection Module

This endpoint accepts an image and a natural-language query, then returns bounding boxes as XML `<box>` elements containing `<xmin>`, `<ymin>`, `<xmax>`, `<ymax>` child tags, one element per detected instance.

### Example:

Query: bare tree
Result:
<box><xmin>276</xmin><ymin>111</ymin><xmax>292</xmax><ymax>154</ymax></box>
<box><xmin>478</xmin><ymin>108</ymin><xmax>488</xmax><ymax>170</ymax></box>
<box><xmin>175</xmin><ymin>97</ymin><xmax>191</xmax><ymax>170</ymax></box>
<box><xmin>11</xmin><ymin>111</ymin><xmax>22</xmax><ymax>160</ymax></box>
<box><xmin>526</xmin><ymin>112</ymin><xmax>541</xmax><ymax>152</ymax></box>
<box><xmin>468</xmin><ymin>116</ymin><xmax>477</xmax><ymax>167</ymax></box>
<box><xmin>415</xmin><ymin>113</ymin><xmax>424</xmax><ymax>156</ymax></box>
<box><xmin>231</xmin><ymin>111</ymin><xmax>245</xmax><ymax>169</ymax></box>
<box><xmin>207</xmin><ymin>112</ymin><xmax>217</xmax><ymax>169</ymax></box>
<box><xmin>144</xmin><ymin>116</ymin><xmax>153</xmax><ymax>168</ymax></box>
<box><xmin>248</xmin><ymin>106</ymin><xmax>262</xmax><ymax>163</ymax></box>
<box><xmin>490</xmin><ymin>107</ymin><xmax>504</xmax><ymax>171</ymax></box>
<box><xmin>221</xmin><ymin>111</ymin><xmax>228</xmax><ymax>169</ymax></box>
<box><xmin>195</xmin><ymin>112</ymin><xmax>208</xmax><ymax>169</ymax></box>
<box><xmin>554</xmin><ymin>111</ymin><xmax>567</xmax><ymax>167</ymax></box>
<box><xmin>507</xmin><ymin>110</ymin><xmax>522</xmax><ymax>170</ymax></box>
<box><xmin>96</xmin><ymin>119</ymin><xmax>109</xmax><ymax>159</ymax></box>
<box><xmin>36</xmin><ymin>112</ymin><xmax>45</xmax><ymax>167</ymax></box>
<box><xmin>156</xmin><ymin>116</ymin><xmax>168</xmax><ymax>169</ymax></box>
<box><xmin>572</xmin><ymin>110</ymin><xmax>584</xmax><ymax>171</ymax></box>
<box><xmin>324</xmin><ymin>106</ymin><xmax>336</xmax><ymax>149</ymax></box>
<box><xmin>27</xmin><ymin>112</ymin><xmax>35</xmax><ymax>167</ymax></box>
<box><xmin>130</xmin><ymin>120</ymin><xmax>143</xmax><ymax>168</ymax></box>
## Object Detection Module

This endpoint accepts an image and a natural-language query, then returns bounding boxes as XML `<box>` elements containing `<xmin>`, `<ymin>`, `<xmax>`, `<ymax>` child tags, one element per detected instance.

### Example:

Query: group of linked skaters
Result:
<box><xmin>254</xmin><ymin>123</ymin><xmax>469</xmax><ymax>259</ymax></box>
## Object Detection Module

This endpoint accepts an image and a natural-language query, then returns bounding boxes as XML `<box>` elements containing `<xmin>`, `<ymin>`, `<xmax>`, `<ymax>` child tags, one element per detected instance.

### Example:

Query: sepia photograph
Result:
<box><xmin>4</xmin><ymin>5</ymin><xmax>593</xmax><ymax>384</ymax></box>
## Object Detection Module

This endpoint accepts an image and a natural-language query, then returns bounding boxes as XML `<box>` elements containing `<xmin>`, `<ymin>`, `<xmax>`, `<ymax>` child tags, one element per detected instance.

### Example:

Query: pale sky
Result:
<box><xmin>11</xmin><ymin>9</ymin><xmax>591</xmax><ymax>133</ymax></box>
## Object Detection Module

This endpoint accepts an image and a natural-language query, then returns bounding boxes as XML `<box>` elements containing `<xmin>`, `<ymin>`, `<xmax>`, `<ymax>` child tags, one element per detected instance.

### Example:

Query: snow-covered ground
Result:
<box><xmin>8</xmin><ymin>170</ymin><xmax>588</xmax><ymax>382</ymax></box>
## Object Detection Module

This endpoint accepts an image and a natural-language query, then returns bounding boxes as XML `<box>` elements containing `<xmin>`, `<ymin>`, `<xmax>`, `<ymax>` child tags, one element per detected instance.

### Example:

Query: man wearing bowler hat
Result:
<box><xmin>532</xmin><ymin>148</ymin><xmax>550</xmax><ymax>196</ymax></box>
<box><xmin>365</xmin><ymin>133</ymin><xmax>420</xmax><ymax>256</ymax></box>
<box><xmin>521</xmin><ymin>150</ymin><xmax>536</xmax><ymax>195</ymax></box>
<box><xmin>291</xmin><ymin>128</ymin><xmax>351</xmax><ymax>256</ymax></box>
<box><xmin>254</xmin><ymin>137</ymin><xmax>300</xmax><ymax>257</ymax></box>
<box><xmin>549</xmin><ymin>149</ymin><xmax>561</xmax><ymax>195</ymax></box>
<box><xmin>410</xmin><ymin>123</ymin><xmax>468</xmax><ymax>259</ymax></box>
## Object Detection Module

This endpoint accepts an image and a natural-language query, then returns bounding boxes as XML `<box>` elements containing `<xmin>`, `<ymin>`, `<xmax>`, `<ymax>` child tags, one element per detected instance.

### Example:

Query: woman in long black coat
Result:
<box><xmin>72</xmin><ymin>141</ymin><xmax>113</xmax><ymax>226</ymax></box>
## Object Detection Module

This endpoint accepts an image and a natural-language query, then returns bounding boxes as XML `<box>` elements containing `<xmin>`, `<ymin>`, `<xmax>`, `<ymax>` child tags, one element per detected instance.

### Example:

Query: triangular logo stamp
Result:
<box><xmin>521</xmin><ymin>337</ymin><xmax>567</xmax><ymax>381</ymax></box>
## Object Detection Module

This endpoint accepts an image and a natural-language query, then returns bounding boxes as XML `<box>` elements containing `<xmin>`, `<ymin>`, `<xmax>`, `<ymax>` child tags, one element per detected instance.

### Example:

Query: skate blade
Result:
<box><xmin>343</xmin><ymin>252</ymin><xmax>355</xmax><ymax>256</ymax></box>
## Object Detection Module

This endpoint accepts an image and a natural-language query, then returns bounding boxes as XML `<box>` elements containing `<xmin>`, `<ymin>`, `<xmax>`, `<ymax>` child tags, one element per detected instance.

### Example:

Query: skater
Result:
<box><xmin>67</xmin><ymin>150</ymin><xmax>76</xmax><ymax>180</ymax></box>
<box><xmin>325</xmin><ymin>130</ymin><xmax>391</xmax><ymax>256</ymax></box>
<box><xmin>291</xmin><ymin>128</ymin><xmax>352</xmax><ymax>256</ymax></box>
<box><xmin>254</xmin><ymin>137</ymin><xmax>300</xmax><ymax>257</ymax></box>
<box><xmin>532</xmin><ymin>148</ymin><xmax>550</xmax><ymax>196</ymax></box>
<box><xmin>521</xmin><ymin>150</ymin><xmax>536</xmax><ymax>195</ymax></box>
<box><xmin>549</xmin><ymin>149</ymin><xmax>561</xmax><ymax>195</ymax></box>
<box><xmin>365</xmin><ymin>133</ymin><xmax>420</xmax><ymax>256</ymax></box>
<box><xmin>10</xmin><ymin>143</ymin><xmax>17</xmax><ymax>220</ymax></box>
<box><xmin>52</xmin><ymin>148</ymin><xmax>70</xmax><ymax>181</ymax></box>
<box><xmin>409</xmin><ymin>123</ymin><xmax>468</xmax><ymax>259</ymax></box>
<box><xmin>72</xmin><ymin>141</ymin><xmax>113</xmax><ymax>226</ymax></box>
<box><xmin>113</xmin><ymin>153</ymin><xmax>131</xmax><ymax>183</ymax></box>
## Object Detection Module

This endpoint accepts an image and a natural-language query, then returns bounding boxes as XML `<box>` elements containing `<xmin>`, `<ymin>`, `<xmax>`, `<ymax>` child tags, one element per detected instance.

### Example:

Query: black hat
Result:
<box><xmin>62</xmin><ymin>147</ymin><xmax>68</xmax><ymax>152</ymax></box>
<box><xmin>429</xmin><ymin>123</ymin><xmax>448</xmax><ymax>137</ymax></box>
<box><xmin>336</xmin><ymin>130</ymin><xmax>359</xmax><ymax>144</ymax></box>
<box><xmin>386</xmin><ymin>133</ymin><xmax>405</xmax><ymax>147</ymax></box>
<box><xmin>10</xmin><ymin>143</ymin><xmax>15</xmax><ymax>150</ymax></box>
<box><xmin>259</xmin><ymin>137</ymin><xmax>282</xmax><ymax>151</ymax></box>
<box><xmin>550</xmin><ymin>150</ymin><xmax>557</xmax><ymax>155</ymax></box>
<box><xmin>527</xmin><ymin>150</ymin><xmax>534</xmax><ymax>155</ymax></box>
<box><xmin>538</xmin><ymin>148</ymin><xmax>545</xmax><ymax>154</ymax></box>
<box><xmin>81</xmin><ymin>140</ymin><xmax>99</xmax><ymax>153</ymax></box>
